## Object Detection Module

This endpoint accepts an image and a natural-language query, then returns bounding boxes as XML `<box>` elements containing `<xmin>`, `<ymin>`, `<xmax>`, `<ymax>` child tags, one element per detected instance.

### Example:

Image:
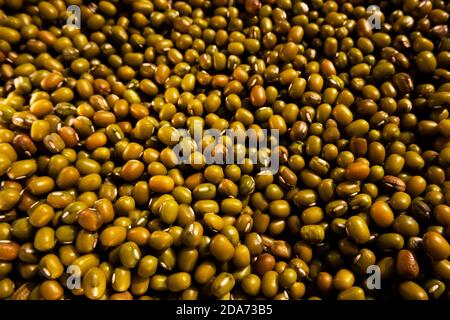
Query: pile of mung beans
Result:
<box><xmin>0</xmin><ymin>0</ymin><xmax>449</xmax><ymax>301</ymax></box>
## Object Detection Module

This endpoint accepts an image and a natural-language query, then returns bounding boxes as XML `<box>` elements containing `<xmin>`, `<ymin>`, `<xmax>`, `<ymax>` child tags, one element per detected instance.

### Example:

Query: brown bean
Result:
<box><xmin>423</xmin><ymin>231</ymin><xmax>450</xmax><ymax>260</ymax></box>
<box><xmin>396</xmin><ymin>249</ymin><xmax>419</xmax><ymax>280</ymax></box>
<box><xmin>0</xmin><ymin>241</ymin><xmax>20</xmax><ymax>261</ymax></box>
<box><xmin>250</xmin><ymin>85</ymin><xmax>266</xmax><ymax>107</ymax></box>
<box><xmin>253</xmin><ymin>253</ymin><xmax>275</xmax><ymax>276</ymax></box>
<box><xmin>382</xmin><ymin>175</ymin><xmax>406</xmax><ymax>192</ymax></box>
<box><xmin>78</xmin><ymin>208</ymin><xmax>104</xmax><ymax>232</ymax></box>
<box><xmin>345</xmin><ymin>162</ymin><xmax>370</xmax><ymax>181</ymax></box>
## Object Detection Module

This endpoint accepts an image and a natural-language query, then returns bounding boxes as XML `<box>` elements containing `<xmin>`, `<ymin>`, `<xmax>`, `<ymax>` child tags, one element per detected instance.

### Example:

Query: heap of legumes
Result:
<box><xmin>0</xmin><ymin>0</ymin><xmax>449</xmax><ymax>300</ymax></box>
